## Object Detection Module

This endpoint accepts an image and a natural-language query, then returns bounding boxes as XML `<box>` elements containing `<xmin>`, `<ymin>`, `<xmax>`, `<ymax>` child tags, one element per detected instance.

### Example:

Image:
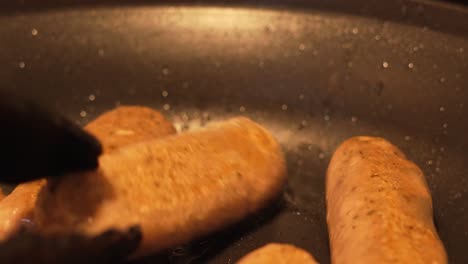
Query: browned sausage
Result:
<box><xmin>326</xmin><ymin>136</ymin><xmax>447</xmax><ymax>264</ymax></box>
<box><xmin>0</xmin><ymin>106</ymin><xmax>175</xmax><ymax>241</ymax></box>
<box><xmin>84</xmin><ymin>105</ymin><xmax>176</xmax><ymax>153</ymax></box>
<box><xmin>0</xmin><ymin>180</ymin><xmax>45</xmax><ymax>240</ymax></box>
<box><xmin>237</xmin><ymin>244</ymin><xmax>318</xmax><ymax>264</ymax></box>
<box><xmin>35</xmin><ymin>117</ymin><xmax>286</xmax><ymax>257</ymax></box>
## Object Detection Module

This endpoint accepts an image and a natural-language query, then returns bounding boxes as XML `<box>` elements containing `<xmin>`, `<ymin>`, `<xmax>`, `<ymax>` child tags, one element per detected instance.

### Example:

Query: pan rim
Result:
<box><xmin>1</xmin><ymin>0</ymin><xmax>467</xmax><ymax>36</ymax></box>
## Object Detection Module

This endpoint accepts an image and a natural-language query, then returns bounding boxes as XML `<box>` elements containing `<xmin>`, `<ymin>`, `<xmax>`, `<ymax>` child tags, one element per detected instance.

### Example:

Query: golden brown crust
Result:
<box><xmin>84</xmin><ymin>105</ymin><xmax>176</xmax><ymax>153</ymax></box>
<box><xmin>35</xmin><ymin>117</ymin><xmax>286</xmax><ymax>257</ymax></box>
<box><xmin>0</xmin><ymin>106</ymin><xmax>175</xmax><ymax>241</ymax></box>
<box><xmin>237</xmin><ymin>244</ymin><xmax>318</xmax><ymax>264</ymax></box>
<box><xmin>0</xmin><ymin>180</ymin><xmax>46</xmax><ymax>240</ymax></box>
<box><xmin>326</xmin><ymin>136</ymin><xmax>447</xmax><ymax>264</ymax></box>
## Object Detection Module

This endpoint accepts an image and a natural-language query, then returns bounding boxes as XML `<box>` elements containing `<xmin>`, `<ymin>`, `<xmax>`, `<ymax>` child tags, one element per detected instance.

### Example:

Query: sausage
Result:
<box><xmin>0</xmin><ymin>106</ymin><xmax>175</xmax><ymax>241</ymax></box>
<box><xmin>237</xmin><ymin>244</ymin><xmax>318</xmax><ymax>264</ymax></box>
<box><xmin>34</xmin><ymin>117</ymin><xmax>286</xmax><ymax>257</ymax></box>
<box><xmin>326</xmin><ymin>136</ymin><xmax>447</xmax><ymax>264</ymax></box>
<box><xmin>84</xmin><ymin>105</ymin><xmax>176</xmax><ymax>153</ymax></box>
<box><xmin>0</xmin><ymin>180</ymin><xmax>45</xmax><ymax>240</ymax></box>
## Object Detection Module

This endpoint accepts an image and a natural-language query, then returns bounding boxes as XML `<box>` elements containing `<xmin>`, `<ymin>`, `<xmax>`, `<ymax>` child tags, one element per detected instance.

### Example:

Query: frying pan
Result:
<box><xmin>0</xmin><ymin>0</ymin><xmax>467</xmax><ymax>263</ymax></box>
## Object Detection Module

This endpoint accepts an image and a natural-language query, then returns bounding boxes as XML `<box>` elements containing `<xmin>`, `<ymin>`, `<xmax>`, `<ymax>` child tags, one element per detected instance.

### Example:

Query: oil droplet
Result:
<box><xmin>80</xmin><ymin>110</ymin><xmax>87</xmax><ymax>117</ymax></box>
<box><xmin>375</xmin><ymin>35</ymin><xmax>381</xmax><ymax>41</ymax></box>
<box><xmin>442</xmin><ymin>123</ymin><xmax>448</xmax><ymax>128</ymax></box>
<box><xmin>300</xmin><ymin>120</ymin><xmax>308</xmax><ymax>128</ymax></box>
<box><xmin>440</xmin><ymin>77</ymin><xmax>446</xmax><ymax>83</ymax></box>
<box><xmin>18</xmin><ymin>61</ymin><xmax>25</xmax><ymax>68</ymax></box>
<box><xmin>352</xmin><ymin>27</ymin><xmax>359</xmax><ymax>34</ymax></box>
<box><xmin>307</xmin><ymin>145</ymin><xmax>314</xmax><ymax>151</ymax></box>
<box><xmin>162</xmin><ymin>90</ymin><xmax>169</xmax><ymax>97</ymax></box>
<box><xmin>324</xmin><ymin>115</ymin><xmax>330</xmax><ymax>121</ymax></box>
<box><xmin>239</xmin><ymin>106</ymin><xmax>246</xmax><ymax>112</ymax></box>
<box><xmin>440</xmin><ymin>147</ymin><xmax>445</xmax><ymax>152</ymax></box>
<box><xmin>298</xmin><ymin>43</ymin><xmax>306</xmax><ymax>51</ymax></box>
<box><xmin>404</xmin><ymin>136</ymin><xmax>411</xmax><ymax>141</ymax></box>
<box><xmin>351</xmin><ymin>116</ymin><xmax>358</xmax><ymax>123</ymax></box>
<box><xmin>298</xmin><ymin>94</ymin><xmax>305</xmax><ymax>100</ymax></box>
<box><xmin>163</xmin><ymin>104</ymin><xmax>171</xmax><ymax>111</ymax></box>
<box><xmin>281</xmin><ymin>104</ymin><xmax>288</xmax><ymax>111</ymax></box>
<box><xmin>347</xmin><ymin>62</ymin><xmax>353</xmax><ymax>68</ymax></box>
<box><xmin>318</xmin><ymin>152</ymin><xmax>325</xmax><ymax>159</ymax></box>
<box><xmin>439</xmin><ymin>106</ymin><xmax>445</xmax><ymax>112</ymax></box>
<box><xmin>427</xmin><ymin>160</ymin><xmax>433</xmax><ymax>165</ymax></box>
<box><xmin>162</xmin><ymin>68</ymin><xmax>170</xmax><ymax>75</ymax></box>
<box><xmin>408</xmin><ymin>62</ymin><xmax>414</xmax><ymax>69</ymax></box>
<box><xmin>98</xmin><ymin>49</ymin><xmax>105</xmax><ymax>56</ymax></box>
<box><xmin>31</xmin><ymin>28</ymin><xmax>38</xmax><ymax>36</ymax></box>
<box><xmin>382</xmin><ymin>61</ymin><xmax>389</xmax><ymax>68</ymax></box>
<box><xmin>88</xmin><ymin>94</ymin><xmax>96</xmax><ymax>101</ymax></box>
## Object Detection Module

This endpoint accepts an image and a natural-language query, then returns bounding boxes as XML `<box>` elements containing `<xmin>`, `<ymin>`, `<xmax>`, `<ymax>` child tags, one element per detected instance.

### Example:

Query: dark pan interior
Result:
<box><xmin>0</xmin><ymin>1</ymin><xmax>467</xmax><ymax>263</ymax></box>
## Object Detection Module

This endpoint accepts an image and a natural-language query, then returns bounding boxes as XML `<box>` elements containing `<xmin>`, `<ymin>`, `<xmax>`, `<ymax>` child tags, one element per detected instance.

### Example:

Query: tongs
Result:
<box><xmin>0</xmin><ymin>90</ymin><xmax>102</xmax><ymax>183</ymax></box>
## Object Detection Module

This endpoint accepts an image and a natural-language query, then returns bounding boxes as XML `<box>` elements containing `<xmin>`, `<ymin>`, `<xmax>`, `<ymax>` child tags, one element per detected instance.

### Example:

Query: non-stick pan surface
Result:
<box><xmin>0</xmin><ymin>0</ymin><xmax>467</xmax><ymax>263</ymax></box>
